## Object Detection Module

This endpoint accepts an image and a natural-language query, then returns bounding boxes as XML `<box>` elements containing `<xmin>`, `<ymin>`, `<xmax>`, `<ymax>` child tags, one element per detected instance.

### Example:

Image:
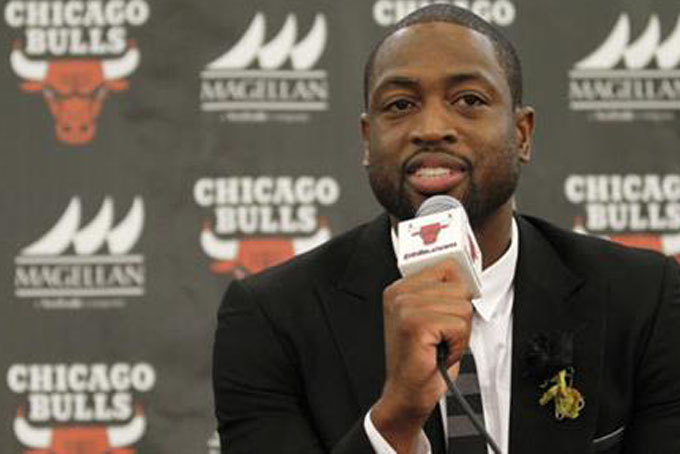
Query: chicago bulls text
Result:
<box><xmin>7</xmin><ymin>363</ymin><xmax>155</xmax><ymax>422</ymax></box>
<box><xmin>5</xmin><ymin>0</ymin><xmax>150</xmax><ymax>56</ymax></box>
<box><xmin>194</xmin><ymin>176</ymin><xmax>340</xmax><ymax>234</ymax></box>
<box><xmin>565</xmin><ymin>174</ymin><xmax>680</xmax><ymax>231</ymax></box>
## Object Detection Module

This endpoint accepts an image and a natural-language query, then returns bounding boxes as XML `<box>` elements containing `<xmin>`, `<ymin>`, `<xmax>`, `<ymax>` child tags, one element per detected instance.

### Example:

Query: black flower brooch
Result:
<box><xmin>524</xmin><ymin>331</ymin><xmax>585</xmax><ymax>420</ymax></box>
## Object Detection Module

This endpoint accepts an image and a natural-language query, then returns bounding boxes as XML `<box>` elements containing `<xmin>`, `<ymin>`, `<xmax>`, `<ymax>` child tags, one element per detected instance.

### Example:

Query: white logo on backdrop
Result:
<box><xmin>575</xmin><ymin>14</ymin><xmax>680</xmax><ymax>70</ymax></box>
<box><xmin>14</xmin><ymin>197</ymin><xmax>146</xmax><ymax>306</ymax></box>
<box><xmin>200</xmin><ymin>12</ymin><xmax>330</xmax><ymax>120</ymax></box>
<box><xmin>568</xmin><ymin>13</ymin><xmax>680</xmax><ymax>117</ymax></box>
<box><xmin>372</xmin><ymin>0</ymin><xmax>516</xmax><ymax>27</ymax></box>
<box><xmin>21</xmin><ymin>197</ymin><xmax>144</xmax><ymax>256</ymax></box>
<box><xmin>206</xmin><ymin>13</ymin><xmax>327</xmax><ymax>71</ymax></box>
<box><xmin>8</xmin><ymin>362</ymin><xmax>155</xmax><ymax>450</ymax></box>
<box><xmin>193</xmin><ymin>175</ymin><xmax>339</xmax><ymax>277</ymax></box>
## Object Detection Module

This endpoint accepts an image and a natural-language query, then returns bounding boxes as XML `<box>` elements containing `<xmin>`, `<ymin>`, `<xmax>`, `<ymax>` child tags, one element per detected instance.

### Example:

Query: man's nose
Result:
<box><xmin>409</xmin><ymin>102</ymin><xmax>456</xmax><ymax>146</ymax></box>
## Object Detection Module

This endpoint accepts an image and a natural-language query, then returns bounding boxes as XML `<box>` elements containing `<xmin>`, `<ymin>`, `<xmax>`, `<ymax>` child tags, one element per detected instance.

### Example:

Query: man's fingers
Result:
<box><xmin>408</xmin><ymin>282</ymin><xmax>475</xmax><ymax>304</ymax></box>
<box><xmin>386</xmin><ymin>292</ymin><xmax>474</xmax><ymax>320</ymax></box>
<box><xmin>387</xmin><ymin>305</ymin><xmax>471</xmax><ymax>351</ymax></box>
<box><xmin>385</xmin><ymin>261</ymin><xmax>475</xmax><ymax>301</ymax></box>
<box><xmin>404</xmin><ymin>259</ymin><xmax>466</xmax><ymax>285</ymax></box>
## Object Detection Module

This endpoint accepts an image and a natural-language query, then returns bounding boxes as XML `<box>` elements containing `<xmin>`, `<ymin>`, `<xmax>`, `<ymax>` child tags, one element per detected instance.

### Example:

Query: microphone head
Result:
<box><xmin>415</xmin><ymin>195</ymin><xmax>461</xmax><ymax>218</ymax></box>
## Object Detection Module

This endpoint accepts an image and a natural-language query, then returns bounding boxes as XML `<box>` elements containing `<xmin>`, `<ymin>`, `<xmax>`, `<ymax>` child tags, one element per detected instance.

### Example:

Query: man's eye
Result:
<box><xmin>456</xmin><ymin>94</ymin><xmax>485</xmax><ymax>107</ymax></box>
<box><xmin>386</xmin><ymin>99</ymin><xmax>414</xmax><ymax>112</ymax></box>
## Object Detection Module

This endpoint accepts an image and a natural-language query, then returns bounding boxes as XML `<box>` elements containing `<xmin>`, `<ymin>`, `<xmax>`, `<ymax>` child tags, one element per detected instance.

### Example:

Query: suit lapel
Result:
<box><xmin>509</xmin><ymin>216</ymin><xmax>606</xmax><ymax>453</ymax></box>
<box><xmin>317</xmin><ymin>213</ymin><xmax>400</xmax><ymax>412</ymax></box>
<box><xmin>317</xmin><ymin>214</ymin><xmax>607</xmax><ymax>452</ymax></box>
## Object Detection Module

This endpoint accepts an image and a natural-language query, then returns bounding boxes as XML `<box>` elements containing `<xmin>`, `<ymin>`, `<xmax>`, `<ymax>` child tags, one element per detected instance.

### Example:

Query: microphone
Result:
<box><xmin>396</xmin><ymin>194</ymin><xmax>481</xmax><ymax>361</ymax></box>
<box><xmin>396</xmin><ymin>195</ymin><xmax>502</xmax><ymax>454</ymax></box>
<box><xmin>396</xmin><ymin>195</ymin><xmax>482</xmax><ymax>296</ymax></box>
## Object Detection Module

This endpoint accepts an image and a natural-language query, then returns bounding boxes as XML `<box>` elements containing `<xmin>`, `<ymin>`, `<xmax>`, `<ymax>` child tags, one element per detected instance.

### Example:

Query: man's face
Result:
<box><xmin>361</xmin><ymin>22</ymin><xmax>533</xmax><ymax>227</ymax></box>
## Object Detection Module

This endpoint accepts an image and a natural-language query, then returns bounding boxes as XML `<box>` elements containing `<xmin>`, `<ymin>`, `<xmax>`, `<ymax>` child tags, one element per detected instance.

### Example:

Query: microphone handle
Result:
<box><xmin>436</xmin><ymin>341</ymin><xmax>449</xmax><ymax>365</ymax></box>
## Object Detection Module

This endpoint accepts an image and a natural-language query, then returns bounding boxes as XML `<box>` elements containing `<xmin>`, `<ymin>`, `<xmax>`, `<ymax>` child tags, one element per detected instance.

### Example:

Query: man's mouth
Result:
<box><xmin>405</xmin><ymin>153</ymin><xmax>469</xmax><ymax>195</ymax></box>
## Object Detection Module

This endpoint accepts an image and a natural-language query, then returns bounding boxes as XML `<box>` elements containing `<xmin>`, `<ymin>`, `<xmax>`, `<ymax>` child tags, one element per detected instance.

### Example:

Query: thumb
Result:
<box><xmin>447</xmin><ymin>361</ymin><xmax>460</xmax><ymax>381</ymax></box>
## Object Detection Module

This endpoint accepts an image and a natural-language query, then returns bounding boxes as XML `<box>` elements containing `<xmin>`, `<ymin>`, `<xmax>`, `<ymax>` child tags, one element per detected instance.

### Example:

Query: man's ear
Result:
<box><xmin>515</xmin><ymin>106</ymin><xmax>535</xmax><ymax>164</ymax></box>
<box><xmin>360</xmin><ymin>112</ymin><xmax>371</xmax><ymax>167</ymax></box>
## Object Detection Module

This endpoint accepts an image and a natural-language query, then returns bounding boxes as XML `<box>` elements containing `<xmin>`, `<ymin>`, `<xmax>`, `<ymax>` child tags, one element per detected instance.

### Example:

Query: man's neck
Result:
<box><xmin>472</xmin><ymin>202</ymin><xmax>514</xmax><ymax>270</ymax></box>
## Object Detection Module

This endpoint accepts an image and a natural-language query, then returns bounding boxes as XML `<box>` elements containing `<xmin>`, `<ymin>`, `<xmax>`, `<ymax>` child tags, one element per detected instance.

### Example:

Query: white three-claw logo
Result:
<box><xmin>207</xmin><ymin>12</ymin><xmax>327</xmax><ymax>70</ymax></box>
<box><xmin>21</xmin><ymin>197</ymin><xmax>144</xmax><ymax>256</ymax></box>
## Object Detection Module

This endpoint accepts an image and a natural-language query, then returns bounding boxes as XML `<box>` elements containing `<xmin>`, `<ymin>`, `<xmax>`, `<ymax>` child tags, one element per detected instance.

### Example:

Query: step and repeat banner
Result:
<box><xmin>2</xmin><ymin>0</ymin><xmax>679</xmax><ymax>452</ymax></box>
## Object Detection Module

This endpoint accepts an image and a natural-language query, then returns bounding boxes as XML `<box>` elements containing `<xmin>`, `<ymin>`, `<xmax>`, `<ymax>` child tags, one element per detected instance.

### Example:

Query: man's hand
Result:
<box><xmin>371</xmin><ymin>260</ymin><xmax>474</xmax><ymax>452</ymax></box>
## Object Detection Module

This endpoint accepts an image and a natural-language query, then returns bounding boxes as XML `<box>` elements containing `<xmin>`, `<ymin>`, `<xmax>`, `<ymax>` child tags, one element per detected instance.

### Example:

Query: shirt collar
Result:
<box><xmin>390</xmin><ymin>218</ymin><xmax>519</xmax><ymax>322</ymax></box>
<box><xmin>473</xmin><ymin>218</ymin><xmax>519</xmax><ymax>321</ymax></box>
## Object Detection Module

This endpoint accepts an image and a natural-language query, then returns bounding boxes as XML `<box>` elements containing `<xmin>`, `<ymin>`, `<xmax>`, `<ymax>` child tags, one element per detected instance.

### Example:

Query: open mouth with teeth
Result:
<box><xmin>406</xmin><ymin>156</ymin><xmax>468</xmax><ymax>195</ymax></box>
<box><xmin>413</xmin><ymin>167</ymin><xmax>454</xmax><ymax>178</ymax></box>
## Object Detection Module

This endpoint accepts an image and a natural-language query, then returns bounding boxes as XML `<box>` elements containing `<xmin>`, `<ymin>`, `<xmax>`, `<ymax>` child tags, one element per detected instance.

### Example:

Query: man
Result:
<box><xmin>213</xmin><ymin>5</ymin><xmax>680</xmax><ymax>453</ymax></box>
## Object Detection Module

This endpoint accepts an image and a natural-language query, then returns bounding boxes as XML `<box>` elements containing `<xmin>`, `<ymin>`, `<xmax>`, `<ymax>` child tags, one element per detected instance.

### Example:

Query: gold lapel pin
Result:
<box><xmin>539</xmin><ymin>367</ymin><xmax>585</xmax><ymax>420</ymax></box>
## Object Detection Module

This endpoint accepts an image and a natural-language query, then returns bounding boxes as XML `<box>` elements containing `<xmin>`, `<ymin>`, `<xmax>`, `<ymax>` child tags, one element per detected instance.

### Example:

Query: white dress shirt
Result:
<box><xmin>364</xmin><ymin>219</ymin><xmax>519</xmax><ymax>454</ymax></box>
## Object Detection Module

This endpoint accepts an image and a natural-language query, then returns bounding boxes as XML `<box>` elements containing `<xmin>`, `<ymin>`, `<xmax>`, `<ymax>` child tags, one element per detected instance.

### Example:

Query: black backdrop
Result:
<box><xmin>2</xmin><ymin>0</ymin><xmax>679</xmax><ymax>452</ymax></box>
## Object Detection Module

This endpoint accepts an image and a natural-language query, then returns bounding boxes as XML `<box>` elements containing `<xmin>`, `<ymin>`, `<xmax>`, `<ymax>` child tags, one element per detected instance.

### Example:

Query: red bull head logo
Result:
<box><xmin>413</xmin><ymin>222</ymin><xmax>449</xmax><ymax>245</ymax></box>
<box><xmin>211</xmin><ymin>238</ymin><xmax>296</xmax><ymax>278</ymax></box>
<box><xmin>10</xmin><ymin>42</ymin><xmax>140</xmax><ymax>145</ymax></box>
<box><xmin>200</xmin><ymin>220</ymin><xmax>332</xmax><ymax>279</ymax></box>
<box><xmin>574</xmin><ymin>218</ymin><xmax>680</xmax><ymax>263</ymax></box>
<box><xmin>14</xmin><ymin>406</ymin><xmax>145</xmax><ymax>454</ymax></box>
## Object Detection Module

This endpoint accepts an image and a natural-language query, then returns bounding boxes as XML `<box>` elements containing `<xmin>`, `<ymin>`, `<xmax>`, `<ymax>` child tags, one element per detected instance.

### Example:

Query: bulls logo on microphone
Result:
<box><xmin>398</xmin><ymin>197</ymin><xmax>482</xmax><ymax>297</ymax></box>
<box><xmin>411</xmin><ymin>213</ymin><xmax>453</xmax><ymax>246</ymax></box>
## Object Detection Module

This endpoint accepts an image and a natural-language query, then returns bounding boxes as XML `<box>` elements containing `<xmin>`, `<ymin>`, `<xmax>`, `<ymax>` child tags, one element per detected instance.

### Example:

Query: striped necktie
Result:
<box><xmin>447</xmin><ymin>350</ymin><xmax>487</xmax><ymax>453</ymax></box>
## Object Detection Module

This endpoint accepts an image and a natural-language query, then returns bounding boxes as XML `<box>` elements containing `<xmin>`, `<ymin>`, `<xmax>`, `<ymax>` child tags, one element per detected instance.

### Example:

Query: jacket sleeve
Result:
<box><xmin>625</xmin><ymin>257</ymin><xmax>680</xmax><ymax>453</ymax></box>
<box><xmin>212</xmin><ymin>279</ymin><xmax>376</xmax><ymax>454</ymax></box>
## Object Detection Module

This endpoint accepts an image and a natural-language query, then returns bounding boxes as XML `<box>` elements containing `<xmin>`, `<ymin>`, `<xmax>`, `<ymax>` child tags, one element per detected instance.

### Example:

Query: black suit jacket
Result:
<box><xmin>213</xmin><ymin>214</ymin><xmax>680</xmax><ymax>453</ymax></box>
